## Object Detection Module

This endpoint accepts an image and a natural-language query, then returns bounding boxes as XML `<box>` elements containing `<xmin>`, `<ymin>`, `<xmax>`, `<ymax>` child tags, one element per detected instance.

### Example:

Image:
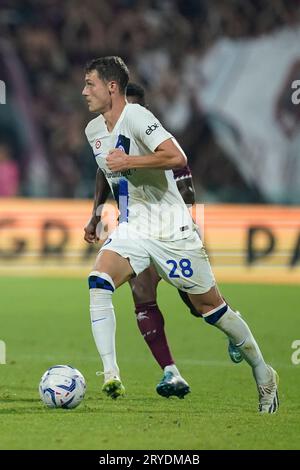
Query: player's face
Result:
<box><xmin>82</xmin><ymin>71</ymin><xmax>111</xmax><ymax>113</ymax></box>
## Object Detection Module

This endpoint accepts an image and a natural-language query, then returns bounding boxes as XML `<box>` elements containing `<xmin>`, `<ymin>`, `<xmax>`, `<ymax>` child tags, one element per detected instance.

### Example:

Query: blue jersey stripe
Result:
<box><xmin>119</xmin><ymin>178</ymin><xmax>129</xmax><ymax>223</ymax></box>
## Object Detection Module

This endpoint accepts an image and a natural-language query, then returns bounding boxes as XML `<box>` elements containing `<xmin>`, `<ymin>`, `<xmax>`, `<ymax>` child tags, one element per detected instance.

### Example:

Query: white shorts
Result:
<box><xmin>100</xmin><ymin>224</ymin><xmax>215</xmax><ymax>294</ymax></box>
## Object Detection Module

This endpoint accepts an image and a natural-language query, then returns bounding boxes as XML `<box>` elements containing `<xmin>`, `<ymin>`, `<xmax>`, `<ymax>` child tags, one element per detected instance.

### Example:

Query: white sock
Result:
<box><xmin>89</xmin><ymin>272</ymin><xmax>119</xmax><ymax>375</ymax></box>
<box><xmin>164</xmin><ymin>364</ymin><xmax>181</xmax><ymax>376</ymax></box>
<box><xmin>214</xmin><ymin>306</ymin><xmax>270</xmax><ymax>384</ymax></box>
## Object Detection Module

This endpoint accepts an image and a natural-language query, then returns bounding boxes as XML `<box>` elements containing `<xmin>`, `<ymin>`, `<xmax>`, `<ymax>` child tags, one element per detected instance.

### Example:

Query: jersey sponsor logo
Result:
<box><xmin>95</xmin><ymin>139</ymin><xmax>101</xmax><ymax>149</ymax></box>
<box><xmin>145</xmin><ymin>122</ymin><xmax>159</xmax><ymax>135</ymax></box>
<box><xmin>102</xmin><ymin>168</ymin><xmax>133</xmax><ymax>178</ymax></box>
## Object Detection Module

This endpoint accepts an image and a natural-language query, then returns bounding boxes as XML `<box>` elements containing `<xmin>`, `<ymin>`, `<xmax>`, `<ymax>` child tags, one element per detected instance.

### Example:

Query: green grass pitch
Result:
<box><xmin>0</xmin><ymin>277</ymin><xmax>299</xmax><ymax>450</ymax></box>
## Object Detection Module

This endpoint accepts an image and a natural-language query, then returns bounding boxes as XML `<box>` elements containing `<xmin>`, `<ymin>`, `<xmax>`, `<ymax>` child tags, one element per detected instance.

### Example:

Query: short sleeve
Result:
<box><xmin>173</xmin><ymin>165</ymin><xmax>192</xmax><ymax>180</ymax></box>
<box><xmin>128</xmin><ymin>105</ymin><xmax>173</xmax><ymax>152</ymax></box>
<box><xmin>85</xmin><ymin>125</ymin><xmax>92</xmax><ymax>147</ymax></box>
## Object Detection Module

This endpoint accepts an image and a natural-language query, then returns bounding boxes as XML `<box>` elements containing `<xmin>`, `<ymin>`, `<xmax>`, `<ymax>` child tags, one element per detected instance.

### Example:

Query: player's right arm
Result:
<box><xmin>84</xmin><ymin>168</ymin><xmax>110</xmax><ymax>243</ymax></box>
<box><xmin>107</xmin><ymin>105</ymin><xmax>187</xmax><ymax>171</ymax></box>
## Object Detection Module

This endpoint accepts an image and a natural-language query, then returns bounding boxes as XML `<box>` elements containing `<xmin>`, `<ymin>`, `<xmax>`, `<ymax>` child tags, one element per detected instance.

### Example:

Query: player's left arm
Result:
<box><xmin>106</xmin><ymin>137</ymin><xmax>187</xmax><ymax>171</ymax></box>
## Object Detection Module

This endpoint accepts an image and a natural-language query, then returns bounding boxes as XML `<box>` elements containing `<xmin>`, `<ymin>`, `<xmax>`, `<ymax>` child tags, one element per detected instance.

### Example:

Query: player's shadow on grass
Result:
<box><xmin>0</xmin><ymin>397</ymin><xmax>42</xmax><ymax>413</ymax></box>
<box><xmin>0</xmin><ymin>398</ymin><xmax>40</xmax><ymax>403</ymax></box>
<box><xmin>0</xmin><ymin>395</ymin><xmax>193</xmax><ymax>414</ymax></box>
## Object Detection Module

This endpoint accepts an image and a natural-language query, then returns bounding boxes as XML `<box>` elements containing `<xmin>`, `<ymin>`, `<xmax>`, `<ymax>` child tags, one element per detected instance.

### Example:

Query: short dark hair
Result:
<box><xmin>126</xmin><ymin>82</ymin><xmax>146</xmax><ymax>106</ymax></box>
<box><xmin>85</xmin><ymin>56</ymin><xmax>129</xmax><ymax>94</ymax></box>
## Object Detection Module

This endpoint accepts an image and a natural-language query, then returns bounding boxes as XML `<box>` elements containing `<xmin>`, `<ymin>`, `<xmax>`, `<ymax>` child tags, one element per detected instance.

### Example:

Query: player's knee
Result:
<box><xmin>130</xmin><ymin>281</ymin><xmax>156</xmax><ymax>305</ymax></box>
<box><xmin>178</xmin><ymin>290</ymin><xmax>202</xmax><ymax>317</ymax></box>
<box><xmin>202</xmin><ymin>302</ymin><xmax>228</xmax><ymax>325</ymax></box>
<box><xmin>189</xmin><ymin>306</ymin><xmax>202</xmax><ymax>317</ymax></box>
<box><xmin>88</xmin><ymin>271</ymin><xmax>115</xmax><ymax>321</ymax></box>
<box><xmin>88</xmin><ymin>271</ymin><xmax>115</xmax><ymax>292</ymax></box>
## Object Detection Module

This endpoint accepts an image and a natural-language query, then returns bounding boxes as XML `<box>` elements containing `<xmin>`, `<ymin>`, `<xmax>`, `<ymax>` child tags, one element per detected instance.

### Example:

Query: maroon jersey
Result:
<box><xmin>173</xmin><ymin>165</ymin><xmax>192</xmax><ymax>181</ymax></box>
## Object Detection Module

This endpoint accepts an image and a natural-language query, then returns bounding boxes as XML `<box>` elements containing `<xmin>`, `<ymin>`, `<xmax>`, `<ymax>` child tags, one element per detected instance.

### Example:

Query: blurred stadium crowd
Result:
<box><xmin>0</xmin><ymin>0</ymin><xmax>300</xmax><ymax>202</ymax></box>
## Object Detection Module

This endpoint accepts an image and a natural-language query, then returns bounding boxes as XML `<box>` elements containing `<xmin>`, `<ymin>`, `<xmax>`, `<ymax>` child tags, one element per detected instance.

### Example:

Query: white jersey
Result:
<box><xmin>85</xmin><ymin>103</ymin><xmax>194</xmax><ymax>240</ymax></box>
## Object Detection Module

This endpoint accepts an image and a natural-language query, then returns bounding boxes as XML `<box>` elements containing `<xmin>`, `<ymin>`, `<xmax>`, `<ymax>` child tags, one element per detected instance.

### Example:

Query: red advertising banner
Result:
<box><xmin>0</xmin><ymin>199</ymin><xmax>299</xmax><ymax>283</ymax></box>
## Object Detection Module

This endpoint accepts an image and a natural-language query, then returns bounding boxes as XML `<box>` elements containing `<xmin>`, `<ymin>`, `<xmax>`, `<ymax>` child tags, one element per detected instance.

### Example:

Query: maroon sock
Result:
<box><xmin>135</xmin><ymin>302</ymin><xmax>174</xmax><ymax>369</ymax></box>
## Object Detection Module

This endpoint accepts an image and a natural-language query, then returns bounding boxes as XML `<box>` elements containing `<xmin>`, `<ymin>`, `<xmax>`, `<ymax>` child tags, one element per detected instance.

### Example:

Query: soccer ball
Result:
<box><xmin>39</xmin><ymin>365</ymin><xmax>86</xmax><ymax>409</ymax></box>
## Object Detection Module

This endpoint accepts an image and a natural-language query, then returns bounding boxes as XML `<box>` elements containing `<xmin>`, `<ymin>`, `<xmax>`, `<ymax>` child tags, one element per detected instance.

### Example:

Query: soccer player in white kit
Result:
<box><xmin>84</xmin><ymin>81</ymin><xmax>243</xmax><ymax>400</ymax></box>
<box><xmin>83</xmin><ymin>56</ymin><xmax>279</xmax><ymax>413</ymax></box>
